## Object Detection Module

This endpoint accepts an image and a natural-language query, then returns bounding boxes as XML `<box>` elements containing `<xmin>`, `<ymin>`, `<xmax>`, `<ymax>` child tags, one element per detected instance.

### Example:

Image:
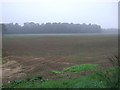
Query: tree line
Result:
<box><xmin>1</xmin><ymin>22</ymin><xmax>102</xmax><ymax>34</ymax></box>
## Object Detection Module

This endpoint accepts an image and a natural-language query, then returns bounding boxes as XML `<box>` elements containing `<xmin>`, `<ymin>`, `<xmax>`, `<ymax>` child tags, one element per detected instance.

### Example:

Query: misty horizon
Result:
<box><xmin>1</xmin><ymin>22</ymin><xmax>118</xmax><ymax>29</ymax></box>
<box><xmin>1</xmin><ymin>0</ymin><xmax>118</xmax><ymax>29</ymax></box>
<box><xmin>2</xmin><ymin>22</ymin><xmax>118</xmax><ymax>34</ymax></box>
<box><xmin>1</xmin><ymin>1</ymin><xmax>119</xmax><ymax>87</ymax></box>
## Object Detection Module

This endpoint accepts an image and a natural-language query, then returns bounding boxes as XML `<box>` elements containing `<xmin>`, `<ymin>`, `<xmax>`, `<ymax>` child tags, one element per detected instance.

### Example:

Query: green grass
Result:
<box><xmin>63</xmin><ymin>64</ymin><xmax>99</xmax><ymax>73</ymax></box>
<box><xmin>2</xmin><ymin>73</ymin><xmax>107</xmax><ymax>88</ymax></box>
<box><xmin>30</xmin><ymin>74</ymin><xmax>106</xmax><ymax>88</ymax></box>
<box><xmin>58</xmin><ymin>75</ymin><xmax>65</xmax><ymax>78</ymax></box>
<box><xmin>96</xmin><ymin>67</ymin><xmax>119</xmax><ymax>88</ymax></box>
<box><xmin>3</xmin><ymin>33</ymin><xmax>117</xmax><ymax>37</ymax></box>
<box><xmin>50</xmin><ymin>70</ymin><xmax>61</xmax><ymax>74</ymax></box>
<box><xmin>1</xmin><ymin>74</ymin><xmax>100</xmax><ymax>88</ymax></box>
<box><xmin>2</xmin><ymin>64</ymin><xmax>119</xmax><ymax>88</ymax></box>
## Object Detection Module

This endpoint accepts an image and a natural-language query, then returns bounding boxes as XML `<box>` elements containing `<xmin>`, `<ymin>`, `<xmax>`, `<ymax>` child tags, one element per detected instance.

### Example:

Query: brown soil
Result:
<box><xmin>2</xmin><ymin>56</ymin><xmax>75</xmax><ymax>83</ymax></box>
<box><xmin>2</xmin><ymin>55</ymin><xmax>113</xmax><ymax>84</ymax></box>
<box><xmin>2</xmin><ymin>35</ymin><xmax>118</xmax><ymax>83</ymax></box>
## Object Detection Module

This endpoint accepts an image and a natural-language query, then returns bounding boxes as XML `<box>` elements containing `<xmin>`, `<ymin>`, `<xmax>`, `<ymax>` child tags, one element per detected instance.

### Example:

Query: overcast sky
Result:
<box><xmin>0</xmin><ymin>0</ymin><xmax>118</xmax><ymax>28</ymax></box>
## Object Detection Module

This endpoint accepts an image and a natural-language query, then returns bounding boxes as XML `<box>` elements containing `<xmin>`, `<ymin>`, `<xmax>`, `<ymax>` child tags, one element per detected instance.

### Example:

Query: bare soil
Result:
<box><xmin>2</xmin><ymin>34</ymin><xmax>118</xmax><ymax>83</ymax></box>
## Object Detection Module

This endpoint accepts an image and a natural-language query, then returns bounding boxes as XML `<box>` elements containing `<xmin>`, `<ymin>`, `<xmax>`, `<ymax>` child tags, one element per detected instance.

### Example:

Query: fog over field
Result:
<box><xmin>1</xmin><ymin>0</ymin><xmax>118</xmax><ymax>29</ymax></box>
<box><xmin>1</xmin><ymin>0</ymin><xmax>119</xmax><ymax>88</ymax></box>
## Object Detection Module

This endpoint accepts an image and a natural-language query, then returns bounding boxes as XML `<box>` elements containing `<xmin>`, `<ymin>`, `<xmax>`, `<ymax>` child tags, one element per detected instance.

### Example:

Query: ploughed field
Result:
<box><xmin>2</xmin><ymin>34</ymin><xmax>118</xmax><ymax>83</ymax></box>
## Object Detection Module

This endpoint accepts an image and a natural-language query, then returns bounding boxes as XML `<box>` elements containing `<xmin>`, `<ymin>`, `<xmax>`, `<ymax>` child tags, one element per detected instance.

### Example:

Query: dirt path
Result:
<box><xmin>2</xmin><ymin>56</ymin><xmax>75</xmax><ymax>84</ymax></box>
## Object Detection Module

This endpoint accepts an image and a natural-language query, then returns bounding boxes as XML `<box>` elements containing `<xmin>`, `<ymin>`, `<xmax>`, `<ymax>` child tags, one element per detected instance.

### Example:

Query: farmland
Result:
<box><xmin>2</xmin><ymin>33</ymin><xmax>118</xmax><ymax>87</ymax></box>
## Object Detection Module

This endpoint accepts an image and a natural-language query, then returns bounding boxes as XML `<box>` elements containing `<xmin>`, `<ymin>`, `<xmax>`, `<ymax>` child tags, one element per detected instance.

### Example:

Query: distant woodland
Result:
<box><xmin>1</xmin><ymin>22</ymin><xmax>117</xmax><ymax>34</ymax></box>
<box><xmin>1</xmin><ymin>22</ymin><xmax>103</xmax><ymax>34</ymax></box>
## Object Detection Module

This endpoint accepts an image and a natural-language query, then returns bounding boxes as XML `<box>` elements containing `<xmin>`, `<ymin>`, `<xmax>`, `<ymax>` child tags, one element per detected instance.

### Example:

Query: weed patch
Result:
<box><xmin>63</xmin><ymin>64</ymin><xmax>99</xmax><ymax>73</ymax></box>
<box><xmin>50</xmin><ymin>70</ymin><xmax>61</xmax><ymax>74</ymax></box>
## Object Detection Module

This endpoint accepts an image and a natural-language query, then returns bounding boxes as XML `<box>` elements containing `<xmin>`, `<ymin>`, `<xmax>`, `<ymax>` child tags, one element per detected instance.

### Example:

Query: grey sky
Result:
<box><xmin>1</xmin><ymin>0</ymin><xmax>118</xmax><ymax>28</ymax></box>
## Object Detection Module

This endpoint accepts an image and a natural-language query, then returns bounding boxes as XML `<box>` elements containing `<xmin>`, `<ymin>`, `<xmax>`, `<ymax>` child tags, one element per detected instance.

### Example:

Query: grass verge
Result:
<box><xmin>50</xmin><ymin>70</ymin><xmax>61</xmax><ymax>74</ymax></box>
<box><xmin>63</xmin><ymin>64</ymin><xmax>99</xmax><ymax>73</ymax></box>
<box><xmin>2</xmin><ymin>63</ymin><xmax>119</xmax><ymax>88</ymax></box>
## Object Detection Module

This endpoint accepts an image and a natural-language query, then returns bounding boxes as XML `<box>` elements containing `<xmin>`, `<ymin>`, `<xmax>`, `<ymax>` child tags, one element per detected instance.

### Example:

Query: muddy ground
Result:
<box><xmin>2</xmin><ymin>34</ymin><xmax>118</xmax><ymax>83</ymax></box>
